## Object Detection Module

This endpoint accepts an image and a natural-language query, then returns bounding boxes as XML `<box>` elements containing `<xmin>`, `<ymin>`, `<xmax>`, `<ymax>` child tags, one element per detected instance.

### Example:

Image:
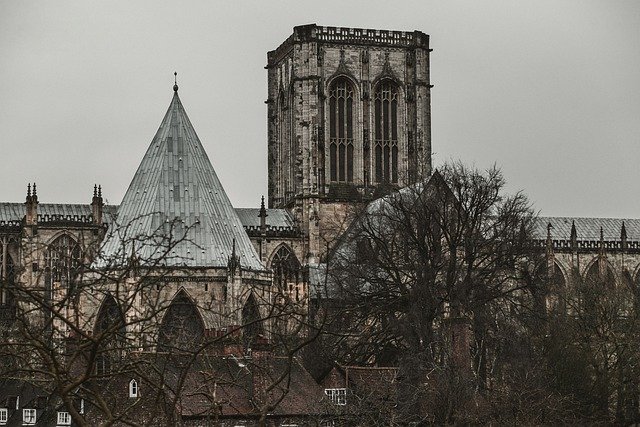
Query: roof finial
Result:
<box><xmin>173</xmin><ymin>72</ymin><xmax>178</xmax><ymax>92</ymax></box>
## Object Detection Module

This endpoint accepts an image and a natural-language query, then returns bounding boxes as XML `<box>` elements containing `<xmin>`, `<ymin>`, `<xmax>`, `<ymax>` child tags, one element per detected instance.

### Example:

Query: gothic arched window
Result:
<box><xmin>158</xmin><ymin>290</ymin><xmax>204</xmax><ymax>353</ymax></box>
<box><xmin>0</xmin><ymin>252</ymin><xmax>16</xmax><ymax>323</ymax></box>
<box><xmin>582</xmin><ymin>260</ymin><xmax>616</xmax><ymax>313</ymax></box>
<box><xmin>94</xmin><ymin>295</ymin><xmax>126</xmax><ymax>376</ymax></box>
<box><xmin>45</xmin><ymin>235</ymin><xmax>81</xmax><ymax>288</ymax></box>
<box><xmin>271</xmin><ymin>246</ymin><xmax>301</xmax><ymax>290</ymax></box>
<box><xmin>329</xmin><ymin>78</ymin><xmax>354</xmax><ymax>183</ymax></box>
<box><xmin>374</xmin><ymin>80</ymin><xmax>399</xmax><ymax>184</ymax></box>
<box><xmin>242</xmin><ymin>293</ymin><xmax>264</xmax><ymax>346</ymax></box>
<box><xmin>278</xmin><ymin>90</ymin><xmax>294</xmax><ymax>201</ymax></box>
<box><xmin>585</xmin><ymin>260</ymin><xmax>615</xmax><ymax>289</ymax></box>
<box><xmin>539</xmin><ymin>262</ymin><xmax>566</xmax><ymax>314</ymax></box>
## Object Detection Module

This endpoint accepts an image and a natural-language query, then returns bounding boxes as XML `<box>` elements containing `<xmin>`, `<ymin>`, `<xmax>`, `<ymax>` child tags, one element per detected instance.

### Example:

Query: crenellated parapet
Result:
<box><xmin>534</xmin><ymin>217</ymin><xmax>640</xmax><ymax>284</ymax></box>
<box><xmin>268</xmin><ymin>24</ymin><xmax>430</xmax><ymax>66</ymax></box>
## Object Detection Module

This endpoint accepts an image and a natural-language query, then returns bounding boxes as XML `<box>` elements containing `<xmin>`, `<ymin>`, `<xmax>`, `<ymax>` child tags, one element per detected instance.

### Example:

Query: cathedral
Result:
<box><xmin>0</xmin><ymin>24</ymin><xmax>435</xmax><ymax>345</ymax></box>
<box><xmin>0</xmin><ymin>23</ymin><xmax>638</xmax><ymax>424</ymax></box>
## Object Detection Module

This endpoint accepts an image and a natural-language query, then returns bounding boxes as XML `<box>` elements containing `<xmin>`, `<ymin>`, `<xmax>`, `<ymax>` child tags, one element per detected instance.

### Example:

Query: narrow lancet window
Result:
<box><xmin>374</xmin><ymin>81</ymin><xmax>399</xmax><ymax>183</ymax></box>
<box><xmin>328</xmin><ymin>78</ymin><xmax>354</xmax><ymax>183</ymax></box>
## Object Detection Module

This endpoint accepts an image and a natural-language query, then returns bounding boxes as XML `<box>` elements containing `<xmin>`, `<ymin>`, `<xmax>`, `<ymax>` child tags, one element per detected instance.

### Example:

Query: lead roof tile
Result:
<box><xmin>535</xmin><ymin>217</ymin><xmax>640</xmax><ymax>241</ymax></box>
<box><xmin>97</xmin><ymin>90</ymin><xmax>264</xmax><ymax>270</ymax></box>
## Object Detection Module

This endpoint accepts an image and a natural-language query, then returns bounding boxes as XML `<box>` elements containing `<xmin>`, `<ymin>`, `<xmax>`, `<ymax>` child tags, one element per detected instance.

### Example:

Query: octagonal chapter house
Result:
<box><xmin>86</xmin><ymin>84</ymin><xmax>273</xmax><ymax>351</ymax></box>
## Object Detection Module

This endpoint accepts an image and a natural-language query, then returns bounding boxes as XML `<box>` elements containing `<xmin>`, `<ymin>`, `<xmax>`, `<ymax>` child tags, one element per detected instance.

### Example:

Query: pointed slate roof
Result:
<box><xmin>98</xmin><ymin>87</ymin><xmax>264</xmax><ymax>270</ymax></box>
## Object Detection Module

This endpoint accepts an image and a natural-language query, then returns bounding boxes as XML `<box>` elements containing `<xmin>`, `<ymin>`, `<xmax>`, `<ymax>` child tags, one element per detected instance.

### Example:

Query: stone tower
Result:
<box><xmin>266</xmin><ymin>24</ymin><xmax>432</xmax><ymax>262</ymax></box>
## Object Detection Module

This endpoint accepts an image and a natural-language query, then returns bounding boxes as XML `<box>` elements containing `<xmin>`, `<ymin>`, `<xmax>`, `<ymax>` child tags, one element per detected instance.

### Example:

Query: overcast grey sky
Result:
<box><xmin>1</xmin><ymin>1</ymin><xmax>639</xmax><ymax>217</ymax></box>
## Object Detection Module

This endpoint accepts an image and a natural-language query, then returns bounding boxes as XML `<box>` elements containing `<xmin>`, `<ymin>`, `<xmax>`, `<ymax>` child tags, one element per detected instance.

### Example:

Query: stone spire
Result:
<box><xmin>570</xmin><ymin>220</ymin><xmax>577</xmax><ymax>251</ymax></box>
<box><xmin>228</xmin><ymin>238</ymin><xmax>240</xmax><ymax>277</ymax></box>
<box><xmin>91</xmin><ymin>184</ymin><xmax>104</xmax><ymax>226</ymax></box>
<box><xmin>25</xmin><ymin>182</ymin><xmax>38</xmax><ymax>226</ymax></box>
<box><xmin>621</xmin><ymin>221</ymin><xmax>628</xmax><ymax>250</ymax></box>
<box><xmin>546</xmin><ymin>222</ymin><xmax>553</xmax><ymax>258</ymax></box>
<box><xmin>258</xmin><ymin>195</ymin><xmax>268</xmax><ymax>234</ymax></box>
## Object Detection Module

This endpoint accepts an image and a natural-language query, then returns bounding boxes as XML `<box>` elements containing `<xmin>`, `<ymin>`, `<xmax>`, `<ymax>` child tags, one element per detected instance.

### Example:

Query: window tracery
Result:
<box><xmin>271</xmin><ymin>246</ymin><xmax>301</xmax><ymax>291</ymax></box>
<box><xmin>329</xmin><ymin>78</ymin><xmax>354</xmax><ymax>183</ymax></box>
<box><xmin>374</xmin><ymin>80</ymin><xmax>399</xmax><ymax>183</ymax></box>
<box><xmin>158</xmin><ymin>290</ymin><xmax>204</xmax><ymax>352</ymax></box>
<box><xmin>242</xmin><ymin>293</ymin><xmax>264</xmax><ymax>346</ymax></box>
<box><xmin>94</xmin><ymin>295</ymin><xmax>126</xmax><ymax>376</ymax></box>
<box><xmin>0</xmin><ymin>251</ymin><xmax>15</xmax><ymax>323</ymax></box>
<box><xmin>45</xmin><ymin>234</ymin><xmax>81</xmax><ymax>288</ymax></box>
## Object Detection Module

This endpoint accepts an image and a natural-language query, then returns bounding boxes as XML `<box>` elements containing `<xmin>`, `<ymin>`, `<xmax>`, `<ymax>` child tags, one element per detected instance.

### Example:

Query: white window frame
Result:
<box><xmin>0</xmin><ymin>408</ymin><xmax>8</xmax><ymax>425</ymax></box>
<box><xmin>22</xmin><ymin>408</ymin><xmax>36</xmax><ymax>425</ymax></box>
<box><xmin>129</xmin><ymin>379</ymin><xmax>138</xmax><ymax>398</ymax></box>
<box><xmin>57</xmin><ymin>411</ymin><xmax>71</xmax><ymax>425</ymax></box>
<box><xmin>324</xmin><ymin>388</ymin><xmax>347</xmax><ymax>405</ymax></box>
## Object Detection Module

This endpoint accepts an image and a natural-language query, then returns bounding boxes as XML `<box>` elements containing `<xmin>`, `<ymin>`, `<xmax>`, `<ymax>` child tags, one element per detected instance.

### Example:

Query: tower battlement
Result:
<box><xmin>268</xmin><ymin>24</ymin><xmax>430</xmax><ymax>66</ymax></box>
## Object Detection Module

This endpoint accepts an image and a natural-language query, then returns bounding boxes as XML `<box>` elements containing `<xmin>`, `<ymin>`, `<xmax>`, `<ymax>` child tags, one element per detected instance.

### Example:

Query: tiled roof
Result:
<box><xmin>0</xmin><ymin>202</ymin><xmax>116</xmax><ymax>225</ymax></box>
<box><xmin>98</xmin><ymin>89</ymin><xmax>264</xmax><ymax>270</ymax></box>
<box><xmin>178</xmin><ymin>355</ymin><xmax>327</xmax><ymax>418</ymax></box>
<box><xmin>534</xmin><ymin>217</ymin><xmax>640</xmax><ymax>241</ymax></box>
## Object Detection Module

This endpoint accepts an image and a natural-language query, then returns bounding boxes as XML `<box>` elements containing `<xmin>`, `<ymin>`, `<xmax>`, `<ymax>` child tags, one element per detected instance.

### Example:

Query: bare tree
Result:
<box><xmin>542</xmin><ymin>261</ymin><xmax>640</xmax><ymax>424</ymax></box>
<box><xmin>0</xmin><ymin>213</ymin><xmax>322</xmax><ymax>427</ymax></box>
<box><xmin>317</xmin><ymin>162</ymin><xmax>543</xmax><ymax>423</ymax></box>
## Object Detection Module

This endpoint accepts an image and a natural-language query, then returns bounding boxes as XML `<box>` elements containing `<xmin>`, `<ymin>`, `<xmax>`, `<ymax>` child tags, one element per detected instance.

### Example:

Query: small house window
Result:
<box><xmin>324</xmin><ymin>388</ymin><xmax>347</xmax><ymax>405</ymax></box>
<box><xmin>57</xmin><ymin>411</ymin><xmax>71</xmax><ymax>426</ymax></box>
<box><xmin>22</xmin><ymin>408</ymin><xmax>36</xmax><ymax>425</ymax></box>
<box><xmin>129</xmin><ymin>379</ymin><xmax>138</xmax><ymax>398</ymax></box>
<box><xmin>0</xmin><ymin>408</ymin><xmax>7</xmax><ymax>425</ymax></box>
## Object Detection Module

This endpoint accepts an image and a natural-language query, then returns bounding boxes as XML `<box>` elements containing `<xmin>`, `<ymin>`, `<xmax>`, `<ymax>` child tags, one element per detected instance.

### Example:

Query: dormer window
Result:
<box><xmin>22</xmin><ymin>408</ymin><xmax>36</xmax><ymax>425</ymax></box>
<box><xmin>0</xmin><ymin>408</ymin><xmax>8</xmax><ymax>425</ymax></box>
<box><xmin>324</xmin><ymin>388</ymin><xmax>347</xmax><ymax>405</ymax></box>
<box><xmin>129</xmin><ymin>379</ymin><xmax>138</xmax><ymax>398</ymax></box>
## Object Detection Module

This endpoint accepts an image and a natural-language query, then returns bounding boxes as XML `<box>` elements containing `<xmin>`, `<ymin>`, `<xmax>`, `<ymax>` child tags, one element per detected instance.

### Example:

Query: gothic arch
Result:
<box><xmin>0</xmin><ymin>252</ymin><xmax>16</xmax><ymax>324</ymax></box>
<box><xmin>277</xmin><ymin>88</ymin><xmax>295</xmax><ymax>202</ymax></box>
<box><xmin>45</xmin><ymin>234</ymin><xmax>81</xmax><ymax>288</ymax></box>
<box><xmin>327</xmin><ymin>76</ymin><xmax>357</xmax><ymax>184</ymax></box>
<box><xmin>325</xmin><ymin>73</ymin><xmax>359</xmax><ymax>96</ymax></box>
<box><xmin>94</xmin><ymin>294</ymin><xmax>126</xmax><ymax>375</ymax></box>
<box><xmin>630</xmin><ymin>263</ymin><xmax>640</xmax><ymax>288</ymax></box>
<box><xmin>372</xmin><ymin>78</ymin><xmax>403</xmax><ymax>184</ymax></box>
<box><xmin>269</xmin><ymin>244</ymin><xmax>301</xmax><ymax>288</ymax></box>
<box><xmin>158</xmin><ymin>289</ymin><xmax>204</xmax><ymax>353</ymax></box>
<box><xmin>533</xmin><ymin>260</ymin><xmax>566</xmax><ymax>314</ymax></box>
<box><xmin>242</xmin><ymin>292</ymin><xmax>264</xmax><ymax>346</ymax></box>
<box><xmin>584</xmin><ymin>258</ymin><xmax>616</xmax><ymax>288</ymax></box>
<box><xmin>94</xmin><ymin>294</ymin><xmax>126</xmax><ymax>337</ymax></box>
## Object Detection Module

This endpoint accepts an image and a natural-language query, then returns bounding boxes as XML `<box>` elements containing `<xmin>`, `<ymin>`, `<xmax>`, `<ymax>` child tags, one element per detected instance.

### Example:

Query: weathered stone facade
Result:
<box><xmin>267</xmin><ymin>24</ymin><xmax>432</xmax><ymax>261</ymax></box>
<box><xmin>535</xmin><ymin>217</ymin><xmax>640</xmax><ymax>302</ymax></box>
